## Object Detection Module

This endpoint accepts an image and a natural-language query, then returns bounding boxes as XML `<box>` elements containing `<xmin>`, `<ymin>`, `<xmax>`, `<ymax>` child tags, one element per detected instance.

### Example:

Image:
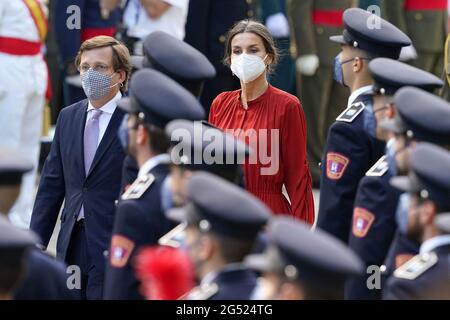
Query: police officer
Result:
<box><xmin>184</xmin><ymin>0</ymin><xmax>255</xmax><ymax>112</ymax></box>
<box><xmin>346</xmin><ymin>58</ymin><xmax>443</xmax><ymax>299</ymax></box>
<box><xmin>244</xmin><ymin>216</ymin><xmax>363</xmax><ymax>300</ymax></box>
<box><xmin>0</xmin><ymin>148</ymin><xmax>75</xmax><ymax>300</ymax></box>
<box><xmin>317</xmin><ymin>8</ymin><xmax>411</xmax><ymax>243</ymax></box>
<box><xmin>103</xmin><ymin>69</ymin><xmax>205</xmax><ymax>299</ymax></box>
<box><xmin>378</xmin><ymin>87</ymin><xmax>450</xmax><ymax>278</ymax></box>
<box><xmin>163</xmin><ymin>171</ymin><xmax>271</xmax><ymax>300</ymax></box>
<box><xmin>121</xmin><ymin>30</ymin><xmax>216</xmax><ymax>190</ymax></box>
<box><xmin>384</xmin><ymin>0</ymin><xmax>447</xmax><ymax>77</ymax></box>
<box><xmin>384</xmin><ymin>144</ymin><xmax>450</xmax><ymax>299</ymax></box>
<box><xmin>287</xmin><ymin>0</ymin><xmax>354</xmax><ymax>185</ymax></box>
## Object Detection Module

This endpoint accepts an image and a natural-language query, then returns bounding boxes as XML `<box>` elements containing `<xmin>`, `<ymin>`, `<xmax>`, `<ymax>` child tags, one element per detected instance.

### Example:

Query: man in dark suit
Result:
<box><xmin>30</xmin><ymin>36</ymin><xmax>132</xmax><ymax>300</ymax></box>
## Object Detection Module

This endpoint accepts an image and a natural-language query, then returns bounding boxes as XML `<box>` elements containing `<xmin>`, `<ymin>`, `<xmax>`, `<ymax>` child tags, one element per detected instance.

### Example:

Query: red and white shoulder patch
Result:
<box><xmin>326</xmin><ymin>152</ymin><xmax>350</xmax><ymax>180</ymax></box>
<box><xmin>352</xmin><ymin>207</ymin><xmax>375</xmax><ymax>238</ymax></box>
<box><xmin>110</xmin><ymin>235</ymin><xmax>135</xmax><ymax>268</ymax></box>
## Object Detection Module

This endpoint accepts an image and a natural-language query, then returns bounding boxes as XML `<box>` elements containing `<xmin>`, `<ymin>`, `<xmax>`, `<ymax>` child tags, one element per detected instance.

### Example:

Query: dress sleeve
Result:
<box><xmin>282</xmin><ymin>99</ymin><xmax>315</xmax><ymax>224</ymax></box>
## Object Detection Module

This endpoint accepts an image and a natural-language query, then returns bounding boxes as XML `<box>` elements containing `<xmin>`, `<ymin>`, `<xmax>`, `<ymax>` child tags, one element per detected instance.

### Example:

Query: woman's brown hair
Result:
<box><xmin>223</xmin><ymin>20</ymin><xmax>279</xmax><ymax>73</ymax></box>
<box><xmin>75</xmin><ymin>36</ymin><xmax>132</xmax><ymax>92</ymax></box>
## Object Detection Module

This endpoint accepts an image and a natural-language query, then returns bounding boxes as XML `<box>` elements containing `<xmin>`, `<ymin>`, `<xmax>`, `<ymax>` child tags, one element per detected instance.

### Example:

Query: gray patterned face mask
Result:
<box><xmin>80</xmin><ymin>68</ymin><xmax>119</xmax><ymax>100</ymax></box>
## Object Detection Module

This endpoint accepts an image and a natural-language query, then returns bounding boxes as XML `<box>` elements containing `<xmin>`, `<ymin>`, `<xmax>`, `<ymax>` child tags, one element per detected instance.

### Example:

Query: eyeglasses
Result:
<box><xmin>372</xmin><ymin>105</ymin><xmax>390</xmax><ymax>115</ymax></box>
<box><xmin>78</xmin><ymin>64</ymin><xmax>113</xmax><ymax>74</ymax></box>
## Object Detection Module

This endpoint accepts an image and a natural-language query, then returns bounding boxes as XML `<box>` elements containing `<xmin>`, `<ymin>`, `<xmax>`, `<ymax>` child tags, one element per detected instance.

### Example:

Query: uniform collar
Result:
<box><xmin>420</xmin><ymin>235</ymin><xmax>450</xmax><ymax>254</ymax></box>
<box><xmin>87</xmin><ymin>91</ymin><xmax>122</xmax><ymax>114</ymax></box>
<box><xmin>200</xmin><ymin>263</ymin><xmax>246</xmax><ymax>286</ymax></box>
<box><xmin>348</xmin><ymin>85</ymin><xmax>373</xmax><ymax>107</ymax></box>
<box><xmin>138</xmin><ymin>154</ymin><xmax>171</xmax><ymax>178</ymax></box>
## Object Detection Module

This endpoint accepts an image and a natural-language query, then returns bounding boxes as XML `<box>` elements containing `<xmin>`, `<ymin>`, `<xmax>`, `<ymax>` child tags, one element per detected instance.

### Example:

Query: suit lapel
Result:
<box><xmin>86</xmin><ymin>108</ymin><xmax>125</xmax><ymax>178</ymax></box>
<box><xmin>76</xmin><ymin>100</ymin><xmax>89</xmax><ymax>178</ymax></box>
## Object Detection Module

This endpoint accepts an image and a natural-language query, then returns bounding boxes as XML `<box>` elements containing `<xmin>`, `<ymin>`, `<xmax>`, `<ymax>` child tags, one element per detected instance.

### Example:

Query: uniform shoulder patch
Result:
<box><xmin>393</xmin><ymin>252</ymin><xmax>438</xmax><ymax>280</ymax></box>
<box><xmin>326</xmin><ymin>152</ymin><xmax>350</xmax><ymax>180</ymax></box>
<box><xmin>183</xmin><ymin>283</ymin><xmax>219</xmax><ymax>300</ymax></box>
<box><xmin>366</xmin><ymin>155</ymin><xmax>389</xmax><ymax>177</ymax></box>
<box><xmin>110</xmin><ymin>235</ymin><xmax>135</xmax><ymax>268</ymax></box>
<box><xmin>352</xmin><ymin>207</ymin><xmax>375</xmax><ymax>238</ymax></box>
<box><xmin>336</xmin><ymin>102</ymin><xmax>366</xmax><ymax>123</ymax></box>
<box><xmin>121</xmin><ymin>174</ymin><xmax>155</xmax><ymax>200</ymax></box>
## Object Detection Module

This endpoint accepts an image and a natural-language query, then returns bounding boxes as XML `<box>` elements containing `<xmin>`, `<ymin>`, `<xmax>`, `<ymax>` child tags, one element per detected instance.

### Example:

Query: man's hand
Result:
<box><xmin>140</xmin><ymin>0</ymin><xmax>171</xmax><ymax>19</ymax></box>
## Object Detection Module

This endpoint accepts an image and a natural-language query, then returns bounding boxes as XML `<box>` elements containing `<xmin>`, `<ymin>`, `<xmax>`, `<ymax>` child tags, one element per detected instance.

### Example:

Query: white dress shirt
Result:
<box><xmin>85</xmin><ymin>91</ymin><xmax>122</xmax><ymax>147</ymax></box>
<box><xmin>347</xmin><ymin>85</ymin><xmax>373</xmax><ymax>107</ymax></box>
<box><xmin>123</xmin><ymin>0</ymin><xmax>189</xmax><ymax>40</ymax></box>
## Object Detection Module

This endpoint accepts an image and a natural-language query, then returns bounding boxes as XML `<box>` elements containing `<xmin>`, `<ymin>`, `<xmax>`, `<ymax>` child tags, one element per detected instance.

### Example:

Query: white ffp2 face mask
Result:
<box><xmin>230</xmin><ymin>53</ymin><xmax>268</xmax><ymax>83</ymax></box>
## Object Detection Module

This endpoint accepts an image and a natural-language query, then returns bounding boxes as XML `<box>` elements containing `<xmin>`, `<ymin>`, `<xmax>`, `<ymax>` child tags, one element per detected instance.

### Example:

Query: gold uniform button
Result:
<box><xmin>248</xmin><ymin>10</ymin><xmax>254</xmax><ymax>17</ymax></box>
<box><xmin>219</xmin><ymin>35</ymin><xmax>226</xmax><ymax>43</ymax></box>
<box><xmin>415</xmin><ymin>12</ymin><xmax>423</xmax><ymax>20</ymax></box>
<box><xmin>316</xmin><ymin>27</ymin><xmax>324</xmax><ymax>34</ymax></box>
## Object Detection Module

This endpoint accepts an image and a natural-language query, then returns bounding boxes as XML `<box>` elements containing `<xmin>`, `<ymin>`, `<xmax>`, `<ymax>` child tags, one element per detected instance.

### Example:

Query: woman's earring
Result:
<box><xmin>120</xmin><ymin>82</ymin><xmax>124</xmax><ymax>88</ymax></box>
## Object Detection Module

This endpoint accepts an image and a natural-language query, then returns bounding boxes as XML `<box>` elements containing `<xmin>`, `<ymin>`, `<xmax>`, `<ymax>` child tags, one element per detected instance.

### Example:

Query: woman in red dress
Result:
<box><xmin>208</xmin><ymin>20</ymin><xmax>314</xmax><ymax>224</ymax></box>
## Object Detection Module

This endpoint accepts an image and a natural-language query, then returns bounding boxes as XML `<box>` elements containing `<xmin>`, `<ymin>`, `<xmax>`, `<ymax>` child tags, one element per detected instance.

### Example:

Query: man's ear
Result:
<box><xmin>386</xmin><ymin>103</ymin><xmax>397</xmax><ymax>119</ymax></box>
<box><xmin>136</xmin><ymin>124</ymin><xmax>148</xmax><ymax>146</ymax></box>
<box><xmin>353</xmin><ymin>57</ymin><xmax>365</xmax><ymax>72</ymax></box>
<box><xmin>117</xmin><ymin>69</ymin><xmax>126</xmax><ymax>85</ymax></box>
<box><xmin>198</xmin><ymin>234</ymin><xmax>215</xmax><ymax>260</ymax></box>
<box><xmin>420</xmin><ymin>200</ymin><xmax>438</xmax><ymax>225</ymax></box>
<box><xmin>278</xmin><ymin>282</ymin><xmax>304</xmax><ymax>300</ymax></box>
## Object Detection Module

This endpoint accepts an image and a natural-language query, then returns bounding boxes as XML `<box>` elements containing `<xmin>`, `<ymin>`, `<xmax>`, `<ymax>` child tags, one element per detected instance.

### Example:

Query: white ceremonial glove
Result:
<box><xmin>399</xmin><ymin>45</ymin><xmax>418</xmax><ymax>62</ymax></box>
<box><xmin>296</xmin><ymin>54</ymin><xmax>320</xmax><ymax>76</ymax></box>
<box><xmin>266</xmin><ymin>13</ymin><xmax>290</xmax><ymax>38</ymax></box>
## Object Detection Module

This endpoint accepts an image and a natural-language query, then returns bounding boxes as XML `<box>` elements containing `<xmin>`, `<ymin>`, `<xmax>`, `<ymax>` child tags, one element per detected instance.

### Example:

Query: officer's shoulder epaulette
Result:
<box><xmin>121</xmin><ymin>173</ymin><xmax>155</xmax><ymax>200</ymax></box>
<box><xmin>336</xmin><ymin>102</ymin><xmax>366</xmax><ymax>123</ymax></box>
<box><xmin>366</xmin><ymin>155</ymin><xmax>389</xmax><ymax>177</ymax></box>
<box><xmin>393</xmin><ymin>252</ymin><xmax>438</xmax><ymax>280</ymax></box>
<box><xmin>184</xmin><ymin>283</ymin><xmax>219</xmax><ymax>300</ymax></box>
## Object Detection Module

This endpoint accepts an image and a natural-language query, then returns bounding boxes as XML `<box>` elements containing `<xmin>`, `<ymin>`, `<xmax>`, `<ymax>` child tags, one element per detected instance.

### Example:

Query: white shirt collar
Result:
<box><xmin>87</xmin><ymin>91</ymin><xmax>122</xmax><ymax>114</ymax></box>
<box><xmin>347</xmin><ymin>85</ymin><xmax>373</xmax><ymax>107</ymax></box>
<box><xmin>420</xmin><ymin>235</ymin><xmax>450</xmax><ymax>254</ymax></box>
<box><xmin>137</xmin><ymin>154</ymin><xmax>171</xmax><ymax>178</ymax></box>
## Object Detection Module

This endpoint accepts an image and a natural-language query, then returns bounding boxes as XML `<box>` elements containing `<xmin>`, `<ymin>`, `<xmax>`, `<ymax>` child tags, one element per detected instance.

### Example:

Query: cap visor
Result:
<box><xmin>329</xmin><ymin>35</ymin><xmax>346</xmax><ymax>44</ymax></box>
<box><xmin>130</xmin><ymin>56</ymin><xmax>144</xmax><ymax>70</ymax></box>
<box><xmin>435</xmin><ymin>213</ymin><xmax>450</xmax><ymax>233</ymax></box>
<box><xmin>390</xmin><ymin>176</ymin><xmax>419</xmax><ymax>193</ymax></box>
<box><xmin>117</xmin><ymin>97</ymin><xmax>140</xmax><ymax>113</ymax></box>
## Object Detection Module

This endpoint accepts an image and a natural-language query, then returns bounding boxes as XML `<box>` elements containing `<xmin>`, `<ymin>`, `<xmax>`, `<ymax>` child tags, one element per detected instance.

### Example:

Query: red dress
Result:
<box><xmin>209</xmin><ymin>85</ymin><xmax>315</xmax><ymax>224</ymax></box>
